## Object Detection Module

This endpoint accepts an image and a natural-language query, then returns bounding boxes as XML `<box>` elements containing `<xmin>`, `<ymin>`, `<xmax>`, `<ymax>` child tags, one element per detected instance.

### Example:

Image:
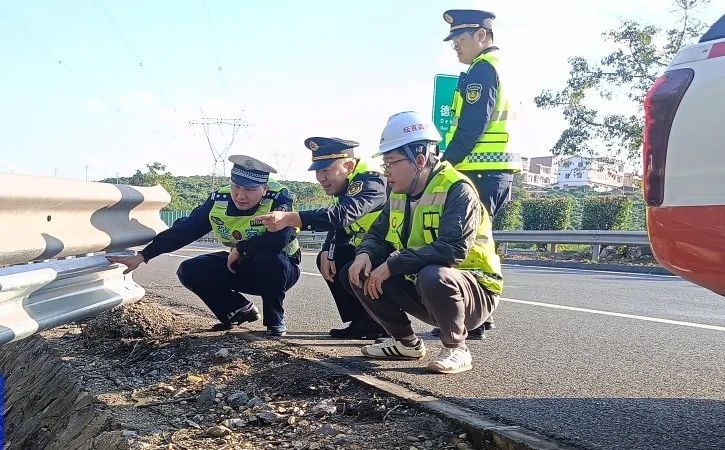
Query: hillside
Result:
<box><xmin>100</xmin><ymin>163</ymin><xmax>329</xmax><ymax>212</ymax></box>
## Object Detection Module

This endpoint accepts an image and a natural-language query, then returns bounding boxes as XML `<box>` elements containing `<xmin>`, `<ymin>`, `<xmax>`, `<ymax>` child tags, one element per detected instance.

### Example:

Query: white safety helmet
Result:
<box><xmin>376</xmin><ymin>111</ymin><xmax>442</xmax><ymax>157</ymax></box>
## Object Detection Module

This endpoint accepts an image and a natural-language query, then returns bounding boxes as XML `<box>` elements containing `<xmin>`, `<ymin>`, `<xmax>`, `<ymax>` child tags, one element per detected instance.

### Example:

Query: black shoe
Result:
<box><xmin>483</xmin><ymin>316</ymin><xmax>495</xmax><ymax>330</ymax></box>
<box><xmin>430</xmin><ymin>326</ymin><xmax>486</xmax><ymax>339</ymax></box>
<box><xmin>210</xmin><ymin>322</ymin><xmax>234</xmax><ymax>331</ymax></box>
<box><xmin>329</xmin><ymin>321</ymin><xmax>386</xmax><ymax>339</ymax></box>
<box><xmin>266</xmin><ymin>325</ymin><xmax>287</xmax><ymax>337</ymax></box>
<box><xmin>467</xmin><ymin>326</ymin><xmax>486</xmax><ymax>340</ymax></box>
<box><xmin>230</xmin><ymin>307</ymin><xmax>260</xmax><ymax>325</ymax></box>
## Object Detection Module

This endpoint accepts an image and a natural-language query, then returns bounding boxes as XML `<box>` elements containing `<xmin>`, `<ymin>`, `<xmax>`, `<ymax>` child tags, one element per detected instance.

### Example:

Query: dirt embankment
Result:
<box><xmin>1</xmin><ymin>297</ymin><xmax>480</xmax><ymax>450</ymax></box>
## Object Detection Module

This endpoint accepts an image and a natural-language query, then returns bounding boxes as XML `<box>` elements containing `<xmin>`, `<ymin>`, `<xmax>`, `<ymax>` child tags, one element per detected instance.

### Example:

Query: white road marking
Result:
<box><xmin>164</xmin><ymin>254</ymin><xmax>723</xmax><ymax>331</ymax></box>
<box><xmin>503</xmin><ymin>263</ymin><xmax>678</xmax><ymax>279</ymax></box>
<box><xmin>501</xmin><ymin>297</ymin><xmax>725</xmax><ymax>332</ymax></box>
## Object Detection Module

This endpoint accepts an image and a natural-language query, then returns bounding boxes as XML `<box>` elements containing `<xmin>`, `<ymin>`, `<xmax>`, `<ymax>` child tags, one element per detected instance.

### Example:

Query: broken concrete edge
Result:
<box><xmin>226</xmin><ymin>328</ymin><xmax>577</xmax><ymax>450</ymax></box>
<box><xmin>0</xmin><ymin>335</ymin><xmax>130</xmax><ymax>450</ymax></box>
<box><xmin>502</xmin><ymin>259</ymin><xmax>672</xmax><ymax>276</ymax></box>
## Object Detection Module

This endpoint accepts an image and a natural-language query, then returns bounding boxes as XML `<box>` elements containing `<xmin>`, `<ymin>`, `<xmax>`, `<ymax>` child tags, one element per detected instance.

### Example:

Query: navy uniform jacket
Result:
<box><xmin>441</xmin><ymin>46</ymin><xmax>500</xmax><ymax>168</ymax></box>
<box><xmin>298</xmin><ymin>170</ymin><xmax>387</xmax><ymax>252</ymax></box>
<box><xmin>141</xmin><ymin>187</ymin><xmax>299</xmax><ymax>263</ymax></box>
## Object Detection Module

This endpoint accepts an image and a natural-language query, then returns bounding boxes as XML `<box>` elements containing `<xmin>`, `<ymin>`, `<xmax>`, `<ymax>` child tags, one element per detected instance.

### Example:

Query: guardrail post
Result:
<box><xmin>548</xmin><ymin>244</ymin><xmax>557</xmax><ymax>254</ymax></box>
<box><xmin>591</xmin><ymin>244</ymin><xmax>601</xmax><ymax>262</ymax></box>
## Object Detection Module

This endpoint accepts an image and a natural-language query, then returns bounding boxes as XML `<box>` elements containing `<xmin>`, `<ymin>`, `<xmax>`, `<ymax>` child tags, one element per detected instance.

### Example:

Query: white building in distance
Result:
<box><xmin>556</xmin><ymin>156</ymin><xmax>625</xmax><ymax>192</ymax></box>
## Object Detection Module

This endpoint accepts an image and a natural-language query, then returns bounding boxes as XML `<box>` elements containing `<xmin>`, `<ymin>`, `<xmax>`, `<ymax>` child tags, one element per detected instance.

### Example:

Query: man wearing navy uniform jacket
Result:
<box><xmin>107</xmin><ymin>155</ymin><xmax>300</xmax><ymax>337</ymax></box>
<box><xmin>434</xmin><ymin>9</ymin><xmax>523</xmax><ymax>338</ymax></box>
<box><xmin>255</xmin><ymin>137</ymin><xmax>388</xmax><ymax>339</ymax></box>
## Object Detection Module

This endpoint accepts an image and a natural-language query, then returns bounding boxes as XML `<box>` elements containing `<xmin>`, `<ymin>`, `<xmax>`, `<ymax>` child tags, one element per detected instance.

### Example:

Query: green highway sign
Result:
<box><xmin>432</xmin><ymin>74</ymin><xmax>458</xmax><ymax>151</ymax></box>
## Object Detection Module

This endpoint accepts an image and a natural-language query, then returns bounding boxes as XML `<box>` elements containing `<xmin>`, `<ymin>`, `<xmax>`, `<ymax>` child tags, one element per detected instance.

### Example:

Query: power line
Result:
<box><xmin>201</xmin><ymin>0</ymin><xmax>231</xmax><ymax>99</ymax></box>
<box><xmin>0</xmin><ymin>6</ymin><xmax>167</xmax><ymax>139</ymax></box>
<box><xmin>94</xmin><ymin>0</ymin><xmax>179</xmax><ymax>113</ymax></box>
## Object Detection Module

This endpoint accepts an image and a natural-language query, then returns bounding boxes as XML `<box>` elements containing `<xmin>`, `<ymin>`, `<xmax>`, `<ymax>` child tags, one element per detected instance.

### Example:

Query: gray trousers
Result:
<box><xmin>341</xmin><ymin>264</ymin><xmax>498</xmax><ymax>348</ymax></box>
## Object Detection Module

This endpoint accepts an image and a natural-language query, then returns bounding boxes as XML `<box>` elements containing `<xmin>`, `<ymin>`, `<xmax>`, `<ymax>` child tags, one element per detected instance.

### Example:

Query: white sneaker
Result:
<box><xmin>361</xmin><ymin>338</ymin><xmax>426</xmax><ymax>360</ymax></box>
<box><xmin>427</xmin><ymin>347</ymin><xmax>472</xmax><ymax>374</ymax></box>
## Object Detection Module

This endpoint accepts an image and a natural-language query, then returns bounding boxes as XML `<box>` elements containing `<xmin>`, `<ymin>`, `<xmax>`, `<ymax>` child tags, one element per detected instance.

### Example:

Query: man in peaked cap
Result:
<box><xmin>255</xmin><ymin>137</ymin><xmax>388</xmax><ymax>340</ymax></box>
<box><xmin>434</xmin><ymin>9</ymin><xmax>523</xmax><ymax>338</ymax></box>
<box><xmin>107</xmin><ymin>155</ymin><xmax>301</xmax><ymax>337</ymax></box>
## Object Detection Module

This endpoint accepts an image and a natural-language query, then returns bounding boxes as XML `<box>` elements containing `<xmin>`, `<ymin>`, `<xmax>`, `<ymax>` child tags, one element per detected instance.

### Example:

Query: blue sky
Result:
<box><xmin>0</xmin><ymin>0</ymin><xmax>721</xmax><ymax>182</ymax></box>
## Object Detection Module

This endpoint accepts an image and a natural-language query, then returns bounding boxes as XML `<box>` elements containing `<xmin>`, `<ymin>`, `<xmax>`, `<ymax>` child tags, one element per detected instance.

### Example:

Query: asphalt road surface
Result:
<box><xmin>133</xmin><ymin>246</ymin><xmax>725</xmax><ymax>450</ymax></box>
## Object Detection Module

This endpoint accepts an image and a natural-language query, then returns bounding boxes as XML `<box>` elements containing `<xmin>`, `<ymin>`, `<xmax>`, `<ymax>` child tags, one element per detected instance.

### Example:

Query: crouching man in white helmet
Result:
<box><xmin>341</xmin><ymin>111</ymin><xmax>504</xmax><ymax>374</ymax></box>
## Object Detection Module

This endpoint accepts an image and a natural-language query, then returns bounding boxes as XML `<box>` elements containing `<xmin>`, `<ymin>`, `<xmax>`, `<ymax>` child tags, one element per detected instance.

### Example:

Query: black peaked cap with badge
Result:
<box><xmin>305</xmin><ymin>137</ymin><xmax>359</xmax><ymax>171</ymax></box>
<box><xmin>443</xmin><ymin>9</ymin><xmax>495</xmax><ymax>41</ymax></box>
<box><xmin>297</xmin><ymin>137</ymin><xmax>387</xmax><ymax>247</ymax></box>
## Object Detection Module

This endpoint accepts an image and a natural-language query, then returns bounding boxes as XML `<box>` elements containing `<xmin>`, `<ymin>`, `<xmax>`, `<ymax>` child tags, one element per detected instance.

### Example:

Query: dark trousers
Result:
<box><xmin>316</xmin><ymin>244</ymin><xmax>378</xmax><ymax>325</ymax></box>
<box><xmin>461</xmin><ymin>170</ymin><xmax>513</xmax><ymax>219</ymax></box>
<box><xmin>177</xmin><ymin>251</ymin><xmax>300</xmax><ymax>327</ymax></box>
<box><xmin>340</xmin><ymin>263</ymin><xmax>498</xmax><ymax>347</ymax></box>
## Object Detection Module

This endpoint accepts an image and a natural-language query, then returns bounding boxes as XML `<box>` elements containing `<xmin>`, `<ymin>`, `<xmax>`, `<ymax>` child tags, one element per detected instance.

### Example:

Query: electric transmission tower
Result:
<box><xmin>272</xmin><ymin>152</ymin><xmax>294</xmax><ymax>179</ymax></box>
<box><xmin>189</xmin><ymin>115</ymin><xmax>253</xmax><ymax>190</ymax></box>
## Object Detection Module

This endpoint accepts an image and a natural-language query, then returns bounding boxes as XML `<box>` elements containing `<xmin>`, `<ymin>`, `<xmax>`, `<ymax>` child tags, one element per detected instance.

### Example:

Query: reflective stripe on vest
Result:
<box><xmin>209</xmin><ymin>180</ymin><xmax>300</xmax><ymax>256</ymax></box>
<box><xmin>444</xmin><ymin>51</ymin><xmax>522</xmax><ymax>172</ymax></box>
<box><xmin>337</xmin><ymin>160</ymin><xmax>383</xmax><ymax>247</ymax></box>
<box><xmin>384</xmin><ymin>162</ymin><xmax>504</xmax><ymax>294</ymax></box>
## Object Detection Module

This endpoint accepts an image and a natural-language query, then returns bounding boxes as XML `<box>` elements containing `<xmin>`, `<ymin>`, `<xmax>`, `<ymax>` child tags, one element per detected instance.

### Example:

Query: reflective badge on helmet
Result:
<box><xmin>466</xmin><ymin>83</ymin><xmax>482</xmax><ymax>104</ymax></box>
<box><xmin>347</xmin><ymin>181</ymin><xmax>363</xmax><ymax>197</ymax></box>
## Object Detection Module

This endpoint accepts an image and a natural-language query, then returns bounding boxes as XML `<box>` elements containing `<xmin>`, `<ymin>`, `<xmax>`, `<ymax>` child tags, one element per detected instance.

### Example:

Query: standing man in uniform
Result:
<box><xmin>433</xmin><ymin>9</ymin><xmax>522</xmax><ymax>337</ymax></box>
<box><xmin>255</xmin><ymin>138</ymin><xmax>388</xmax><ymax>339</ymax></box>
<box><xmin>342</xmin><ymin>111</ymin><xmax>504</xmax><ymax>374</ymax></box>
<box><xmin>107</xmin><ymin>155</ymin><xmax>301</xmax><ymax>337</ymax></box>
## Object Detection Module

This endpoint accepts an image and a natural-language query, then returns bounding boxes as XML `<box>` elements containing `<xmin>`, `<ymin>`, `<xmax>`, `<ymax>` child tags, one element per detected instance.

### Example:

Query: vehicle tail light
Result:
<box><xmin>642</xmin><ymin>68</ymin><xmax>694</xmax><ymax>206</ymax></box>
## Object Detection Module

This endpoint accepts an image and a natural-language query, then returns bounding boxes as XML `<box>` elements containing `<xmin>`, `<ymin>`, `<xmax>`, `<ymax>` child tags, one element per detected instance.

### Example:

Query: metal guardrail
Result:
<box><xmin>493</xmin><ymin>230</ymin><xmax>649</xmax><ymax>262</ymax></box>
<box><xmin>0</xmin><ymin>174</ymin><xmax>169</xmax><ymax>344</ymax></box>
<box><xmin>1</xmin><ymin>173</ymin><xmax>169</xmax><ymax>266</ymax></box>
<box><xmin>0</xmin><ymin>254</ymin><xmax>143</xmax><ymax>344</ymax></box>
<box><xmin>493</xmin><ymin>230</ymin><xmax>648</xmax><ymax>246</ymax></box>
<box><xmin>298</xmin><ymin>232</ymin><xmax>327</xmax><ymax>249</ymax></box>
<box><xmin>294</xmin><ymin>230</ymin><xmax>650</xmax><ymax>262</ymax></box>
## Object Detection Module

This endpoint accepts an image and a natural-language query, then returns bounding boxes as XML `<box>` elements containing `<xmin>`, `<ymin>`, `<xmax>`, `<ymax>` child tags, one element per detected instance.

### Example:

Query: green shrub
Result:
<box><xmin>521</xmin><ymin>197</ymin><xmax>573</xmax><ymax>230</ymax></box>
<box><xmin>581</xmin><ymin>196</ymin><xmax>633</xmax><ymax>230</ymax></box>
<box><xmin>493</xmin><ymin>199</ymin><xmax>523</xmax><ymax>230</ymax></box>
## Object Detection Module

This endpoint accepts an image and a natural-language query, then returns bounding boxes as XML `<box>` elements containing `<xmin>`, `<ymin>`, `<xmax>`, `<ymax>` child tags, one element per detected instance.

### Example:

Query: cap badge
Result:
<box><xmin>308</xmin><ymin>141</ymin><xmax>319</xmax><ymax>151</ymax></box>
<box><xmin>444</xmin><ymin>13</ymin><xmax>453</xmax><ymax>24</ymax></box>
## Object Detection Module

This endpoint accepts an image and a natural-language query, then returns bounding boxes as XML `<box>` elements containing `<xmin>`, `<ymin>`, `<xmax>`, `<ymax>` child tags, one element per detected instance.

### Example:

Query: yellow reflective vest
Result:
<box><xmin>444</xmin><ymin>51</ymin><xmax>522</xmax><ymax>172</ymax></box>
<box><xmin>209</xmin><ymin>180</ymin><xmax>300</xmax><ymax>256</ymax></box>
<box><xmin>384</xmin><ymin>162</ymin><xmax>503</xmax><ymax>294</ymax></box>
<box><xmin>336</xmin><ymin>160</ymin><xmax>382</xmax><ymax>247</ymax></box>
